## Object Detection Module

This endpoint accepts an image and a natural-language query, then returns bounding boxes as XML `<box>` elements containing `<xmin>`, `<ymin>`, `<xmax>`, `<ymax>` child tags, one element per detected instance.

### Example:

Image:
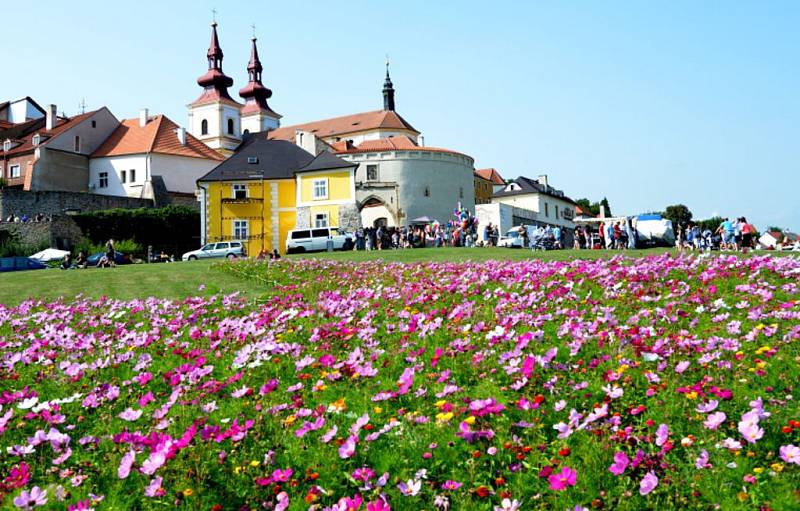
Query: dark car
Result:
<box><xmin>86</xmin><ymin>252</ymin><xmax>132</xmax><ymax>266</ymax></box>
<box><xmin>0</xmin><ymin>257</ymin><xmax>48</xmax><ymax>272</ymax></box>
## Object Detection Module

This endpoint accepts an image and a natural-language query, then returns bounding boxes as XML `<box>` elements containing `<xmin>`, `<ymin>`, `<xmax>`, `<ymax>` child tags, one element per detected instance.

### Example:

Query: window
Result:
<box><xmin>424</xmin><ymin>186</ymin><xmax>430</xmax><ymax>197</ymax></box>
<box><xmin>227</xmin><ymin>118</ymin><xmax>235</xmax><ymax>135</ymax></box>
<box><xmin>312</xmin><ymin>178</ymin><xmax>328</xmax><ymax>200</ymax></box>
<box><xmin>366</xmin><ymin>164</ymin><xmax>378</xmax><ymax>181</ymax></box>
<box><xmin>130</xmin><ymin>169</ymin><xmax>136</xmax><ymax>183</ymax></box>
<box><xmin>243</xmin><ymin>129</ymin><xmax>250</xmax><ymax>135</ymax></box>
<box><xmin>291</xmin><ymin>230</ymin><xmax>311</xmax><ymax>240</ymax></box>
<box><xmin>459</xmin><ymin>187</ymin><xmax>464</xmax><ymax>199</ymax></box>
<box><xmin>233</xmin><ymin>220</ymin><xmax>249</xmax><ymax>240</ymax></box>
<box><xmin>312</xmin><ymin>228</ymin><xmax>329</xmax><ymax>237</ymax></box>
<box><xmin>2</xmin><ymin>140</ymin><xmax>10</xmax><ymax>152</ymax></box>
<box><xmin>314</xmin><ymin>213</ymin><xmax>329</xmax><ymax>228</ymax></box>
<box><xmin>91</xmin><ymin>120</ymin><xmax>96</xmax><ymax>128</ymax></box>
<box><xmin>247</xmin><ymin>156</ymin><xmax>258</xmax><ymax>164</ymax></box>
<box><xmin>544</xmin><ymin>203</ymin><xmax>549</xmax><ymax>217</ymax></box>
<box><xmin>9</xmin><ymin>164</ymin><xmax>20</xmax><ymax>178</ymax></box>
<box><xmin>201</xmin><ymin>119</ymin><xmax>208</xmax><ymax>135</ymax></box>
<box><xmin>233</xmin><ymin>184</ymin><xmax>248</xmax><ymax>199</ymax></box>
<box><xmin>120</xmin><ymin>170</ymin><xmax>127</xmax><ymax>183</ymax></box>
<box><xmin>99</xmin><ymin>172</ymin><xmax>108</xmax><ymax>188</ymax></box>
<box><xmin>32</xmin><ymin>134</ymin><xmax>40</xmax><ymax>146</ymax></box>
<box><xmin>555</xmin><ymin>205</ymin><xmax>559</xmax><ymax>219</ymax></box>
<box><xmin>73</xmin><ymin>136</ymin><xmax>81</xmax><ymax>152</ymax></box>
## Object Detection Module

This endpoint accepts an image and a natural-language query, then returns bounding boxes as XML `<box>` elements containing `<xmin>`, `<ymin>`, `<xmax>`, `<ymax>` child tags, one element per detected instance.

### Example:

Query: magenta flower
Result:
<box><xmin>271</xmin><ymin>468</ymin><xmax>293</xmax><ymax>482</ymax></box>
<box><xmin>639</xmin><ymin>471</ymin><xmax>658</xmax><ymax>495</ymax></box>
<box><xmin>441</xmin><ymin>480</ymin><xmax>462</xmax><ymax>490</ymax></box>
<box><xmin>367</xmin><ymin>497</ymin><xmax>391</xmax><ymax>511</ymax></box>
<box><xmin>608</xmin><ymin>451</ymin><xmax>629</xmax><ymax>475</ymax></box>
<box><xmin>548</xmin><ymin>466</ymin><xmax>577</xmax><ymax>491</ymax></box>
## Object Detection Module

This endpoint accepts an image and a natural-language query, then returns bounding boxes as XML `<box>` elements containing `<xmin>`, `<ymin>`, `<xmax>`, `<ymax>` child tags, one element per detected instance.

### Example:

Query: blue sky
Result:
<box><xmin>6</xmin><ymin>1</ymin><xmax>799</xmax><ymax>230</ymax></box>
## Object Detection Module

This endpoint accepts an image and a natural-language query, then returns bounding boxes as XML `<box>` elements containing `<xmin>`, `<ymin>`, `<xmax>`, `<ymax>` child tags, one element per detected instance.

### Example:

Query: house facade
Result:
<box><xmin>492</xmin><ymin>175</ymin><xmax>576</xmax><ymax>229</ymax></box>
<box><xmin>197</xmin><ymin>134</ymin><xmax>358</xmax><ymax>255</ymax></box>
<box><xmin>90</xmin><ymin>111</ymin><xmax>222</xmax><ymax>200</ymax></box>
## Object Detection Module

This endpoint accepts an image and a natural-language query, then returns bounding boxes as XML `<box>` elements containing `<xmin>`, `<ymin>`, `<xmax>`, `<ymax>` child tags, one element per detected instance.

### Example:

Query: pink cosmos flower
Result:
<box><xmin>608</xmin><ymin>451</ymin><xmax>629</xmax><ymax>475</ymax></box>
<box><xmin>779</xmin><ymin>444</ymin><xmax>800</xmax><ymax>465</ymax></box>
<box><xmin>118</xmin><ymin>450</ymin><xmax>135</xmax><ymax>479</ymax></box>
<box><xmin>118</xmin><ymin>408</ymin><xmax>142</xmax><ymax>421</ymax></box>
<box><xmin>441</xmin><ymin>480</ymin><xmax>462</xmax><ymax>490</ymax></box>
<box><xmin>275</xmin><ymin>492</ymin><xmax>289</xmax><ymax>511</ymax></box>
<box><xmin>548</xmin><ymin>466</ymin><xmax>577</xmax><ymax>491</ymax></box>
<box><xmin>703</xmin><ymin>412</ymin><xmax>726</xmax><ymax>430</ymax></box>
<box><xmin>639</xmin><ymin>471</ymin><xmax>658</xmax><ymax>495</ymax></box>
<box><xmin>13</xmin><ymin>486</ymin><xmax>47</xmax><ymax>509</ymax></box>
<box><xmin>655</xmin><ymin>424</ymin><xmax>669</xmax><ymax>447</ymax></box>
<box><xmin>271</xmin><ymin>468</ymin><xmax>293</xmax><ymax>482</ymax></box>
<box><xmin>144</xmin><ymin>476</ymin><xmax>165</xmax><ymax>497</ymax></box>
<box><xmin>339</xmin><ymin>435</ymin><xmax>357</xmax><ymax>459</ymax></box>
<box><xmin>696</xmin><ymin>400</ymin><xmax>718</xmax><ymax>413</ymax></box>
<box><xmin>695</xmin><ymin>449</ymin><xmax>711</xmax><ymax>469</ymax></box>
<box><xmin>4</xmin><ymin>462</ymin><xmax>30</xmax><ymax>489</ymax></box>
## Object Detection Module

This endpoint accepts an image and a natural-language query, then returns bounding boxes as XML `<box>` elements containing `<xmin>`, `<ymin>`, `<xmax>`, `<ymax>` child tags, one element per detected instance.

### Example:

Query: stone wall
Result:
<box><xmin>0</xmin><ymin>216</ymin><xmax>85</xmax><ymax>251</ymax></box>
<box><xmin>296</xmin><ymin>207</ymin><xmax>310</xmax><ymax>229</ymax></box>
<box><xmin>338</xmin><ymin>203</ymin><xmax>362</xmax><ymax>232</ymax></box>
<box><xmin>0</xmin><ymin>189</ymin><xmax>153</xmax><ymax>219</ymax></box>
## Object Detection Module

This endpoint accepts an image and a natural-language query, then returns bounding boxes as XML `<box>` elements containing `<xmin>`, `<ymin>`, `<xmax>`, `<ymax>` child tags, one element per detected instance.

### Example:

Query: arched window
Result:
<box><xmin>227</xmin><ymin>119</ymin><xmax>234</xmax><ymax>135</ymax></box>
<box><xmin>201</xmin><ymin>119</ymin><xmax>208</xmax><ymax>135</ymax></box>
<box><xmin>243</xmin><ymin>129</ymin><xmax>250</xmax><ymax>136</ymax></box>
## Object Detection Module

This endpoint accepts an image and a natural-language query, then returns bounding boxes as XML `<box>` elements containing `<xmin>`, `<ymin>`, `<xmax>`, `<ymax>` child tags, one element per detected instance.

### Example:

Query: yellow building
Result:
<box><xmin>197</xmin><ymin>135</ymin><xmax>358</xmax><ymax>255</ymax></box>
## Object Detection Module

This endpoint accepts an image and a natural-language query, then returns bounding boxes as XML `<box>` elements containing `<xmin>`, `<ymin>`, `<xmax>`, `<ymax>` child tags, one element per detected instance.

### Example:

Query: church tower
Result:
<box><xmin>188</xmin><ymin>20</ymin><xmax>242</xmax><ymax>155</ymax></box>
<box><xmin>239</xmin><ymin>36</ymin><xmax>281</xmax><ymax>134</ymax></box>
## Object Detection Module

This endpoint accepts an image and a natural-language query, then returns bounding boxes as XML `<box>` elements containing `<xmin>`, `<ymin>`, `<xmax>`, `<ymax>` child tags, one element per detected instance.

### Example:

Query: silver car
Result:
<box><xmin>182</xmin><ymin>241</ymin><xmax>245</xmax><ymax>261</ymax></box>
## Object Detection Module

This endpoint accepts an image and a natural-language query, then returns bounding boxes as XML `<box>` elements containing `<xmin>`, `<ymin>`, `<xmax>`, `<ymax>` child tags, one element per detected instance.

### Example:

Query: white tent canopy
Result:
<box><xmin>29</xmin><ymin>248</ymin><xmax>69</xmax><ymax>262</ymax></box>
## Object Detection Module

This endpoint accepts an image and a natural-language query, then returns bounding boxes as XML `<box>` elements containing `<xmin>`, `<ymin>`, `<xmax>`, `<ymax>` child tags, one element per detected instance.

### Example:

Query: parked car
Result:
<box><xmin>0</xmin><ymin>256</ymin><xmax>48</xmax><ymax>273</ymax></box>
<box><xmin>182</xmin><ymin>241</ymin><xmax>246</xmax><ymax>261</ymax></box>
<box><xmin>86</xmin><ymin>252</ymin><xmax>132</xmax><ymax>266</ymax></box>
<box><xmin>497</xmin><ymin>226</ymin><xmax>536</xmax><ymax>248</ymax></box>
<box><xmin>286</xmin><ymin>227</ymin><xmax>354</xmax><ymax>253</ymax></box>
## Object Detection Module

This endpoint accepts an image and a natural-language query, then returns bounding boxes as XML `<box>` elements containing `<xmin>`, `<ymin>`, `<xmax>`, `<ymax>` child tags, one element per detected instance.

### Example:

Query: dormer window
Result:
<box><xmin>3</xmin><ymin>140</ymin><xmax>11</xmax><ymax>152</ymax></box>
<box><xmin>32</xmin><ymin>134</ymin><xmax>41</xmax><ymax>146</ymax></box>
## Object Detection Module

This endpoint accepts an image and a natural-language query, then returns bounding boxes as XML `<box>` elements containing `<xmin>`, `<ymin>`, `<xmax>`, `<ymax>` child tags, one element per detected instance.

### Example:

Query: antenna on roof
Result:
<box><xmin>78</xmin><ymin>98</ymin><xmax>87</xmax><ymax>114</ymax></box>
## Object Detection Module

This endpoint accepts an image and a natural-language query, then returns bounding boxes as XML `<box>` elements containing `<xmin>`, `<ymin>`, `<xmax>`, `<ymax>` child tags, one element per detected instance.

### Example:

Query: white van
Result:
<box><xmin>497</xmin><ymin>226</ymin><xmax>536</xmax><ymax>248</ymax></box>
<box><xmin>286</xmin><ymin>227</ymin><xmax>354</xmax><ymax>253</ymax></box>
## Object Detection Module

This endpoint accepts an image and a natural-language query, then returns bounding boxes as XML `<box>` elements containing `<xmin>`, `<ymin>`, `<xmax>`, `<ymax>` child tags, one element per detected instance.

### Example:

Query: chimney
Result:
<box><xmin>46</xmin><ymin>104</ymin><xmax>57</xmax><ymax>131</ymax></box>
<box><xmin>295</xmin><ymin>129</ymin><xmax>317</xmax><ymax>155</ymax></box>
<box><xmin>139</xmin><ymin>108</ymin><xmax>149</xmax><ymax>127</ymax></box>
<box><xmin>419</xmin><ymin>135</ymin><xmax>425</xmax><ymax>146</ymax></box>
<box><xmin>600</xmin><ymin>204</ymin><xmax>607</xmax><ymax>219</ymax></box>
<box><xmin>537</xmin><ymin>174</ymin><xmax>548</xmax><ymax>188</ymax></box>
<box><xmin>176</xmin><ymin>127</ymin><xmax>186</xmax><ymax>146</ymax></box>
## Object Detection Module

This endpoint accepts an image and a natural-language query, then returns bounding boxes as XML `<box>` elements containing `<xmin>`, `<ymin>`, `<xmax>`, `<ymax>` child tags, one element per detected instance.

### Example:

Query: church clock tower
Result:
<box><xmin>188</xmin><ymin>20</ymin><xmax>242</xmax><ymax>156</ymax></box>
<box><xmin>239</xmin><ymin>36</ymin><xmax>281</xmax><ymax>134</ymax></box>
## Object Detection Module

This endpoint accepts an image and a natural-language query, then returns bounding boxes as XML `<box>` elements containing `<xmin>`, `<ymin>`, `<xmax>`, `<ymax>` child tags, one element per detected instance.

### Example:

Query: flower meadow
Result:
<box><xmin>1</xmin><ymin>254</ymin><xmax>799</xmax><ymax>510</ymax></box>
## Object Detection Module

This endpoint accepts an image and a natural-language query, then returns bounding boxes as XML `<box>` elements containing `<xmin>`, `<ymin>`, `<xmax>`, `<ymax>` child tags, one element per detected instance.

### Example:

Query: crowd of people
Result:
<box><xmin>572</xmin><ymin>220</ymin><xmax>636</xmax><ymax>250</ymax></box>
<box><xmin>676</xmin><ymin>217</ymin><xmax>758</xmax><ymax>252</ymax></box>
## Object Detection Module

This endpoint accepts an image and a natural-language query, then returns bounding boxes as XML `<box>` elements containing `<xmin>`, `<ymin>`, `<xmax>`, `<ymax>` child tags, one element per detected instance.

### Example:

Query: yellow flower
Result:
<box><xmin>771</xmin><ymin>463</ymin><xmax>784</xmax><ymax>473</ymax></box>
<box><xmin>755</xmin><ymin>345</ymin><xmax>771</xmax><ymax>355</ymax></box>
<box><xmin>737</xmin><ymin>492</ymin><xmax>748</xmax><ymax>502</ymax></box>
<box><xmin>182</xmin><ymin>489</ymin><xmax>194</xmax><ymax>497</ymax></box>
<box><xmin>464</xmin><ymin>416</ymin><xmax>476</xmax><ymax>425</ymax></box>
<box><xmin>686</xmin><ymin>391</ymin><xmax>698</xmax><ymax>400</ymax></box>
<box><xmin>434</xmin><ymin>400</ymin><xmax>447</xmax><ymax>408</ymax></box>
<box><xmin>373</xmin><ymin>406</ymin><xmax>383</xmax><ymax>414</ymax></box>
<box><xmin>746</xmin><ymin>451</ymin><xmax>755</xmax><ymax>458</ymax></box>
<box><xmin>250</xmin><ymin>460</ymin><xmax>260</xmax><ymax>467</ymax></box>
<box><xmin>234</xmin><ymin>466</ymin><xmax>243</xmax><ymax>474</ymax></box>
<box><xmin>435</xmin><ymin>412</ymin><xmax>454</xmax><ymax>423</ymax></box>
<box><xmin>755</xmin><ymin>361</ymin><xmax>766</xmax><ymax>369</ymax></box>
<box><xmin>618</xmin><ymin>364</ymin><xmax>630</xmax><ymax>373</ymax></box>
<box><xmin>753</xmin><ymin>467</ymin><xmax>764</xmax><ymax>474</ymax></box>
<box><xmin>283</xmin><ymin>415</ymin><xmax>297</xmax><ymax>426</ymax></box>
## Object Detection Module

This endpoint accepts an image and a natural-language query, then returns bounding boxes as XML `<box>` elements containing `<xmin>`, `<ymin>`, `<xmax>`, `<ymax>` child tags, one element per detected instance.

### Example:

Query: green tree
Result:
<box><xmin>600</xmin><ymin>197</ymin><xmax>612</xmax><ymax>217</ymax></box>
<box><xmin>766</xmin><ymin>226</ymin><xmax>784</xmax><ymax>233</ymax></box>
<box><xmin>662</xmin><ymin>204</ymin><xmax>693</xmax><ymax>229</ymax></box>
<box><xmin>697</xmin><ymin>216</ymin><xmax>724</xmax><ymax>233</ymax></box>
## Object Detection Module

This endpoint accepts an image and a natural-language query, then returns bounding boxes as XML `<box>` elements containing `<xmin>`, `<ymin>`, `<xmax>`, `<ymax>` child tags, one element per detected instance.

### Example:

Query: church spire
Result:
<box><xmin>239</xmin><ymin>33</ymin><xmax>281</xmax><ymax>129</ymax></box>
<box><xmin>195</xmin><ymin>19</ymin><xmax>234</xmax><ymax>103</ymax></box>
<box><xmin>383</xmin><ymin>59</ymin><xmax>395</xmax><ymax>112</ymax></box>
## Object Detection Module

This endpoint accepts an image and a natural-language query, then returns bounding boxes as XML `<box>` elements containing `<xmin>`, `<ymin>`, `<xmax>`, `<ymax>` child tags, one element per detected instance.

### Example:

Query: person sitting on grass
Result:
<box><xmin>60</xmin><ymin>253</ymin><xmax>72</xmax><ymax>270</ymax></box>
<box><xmin>269</xmin><ymin>249</ymin><xmax>281</xmax><ymax>260</ymax></box>
<box><xmin>75</xmin><ymin>251</ymin><xmax>87</xmax><ymax>269</ymax></box>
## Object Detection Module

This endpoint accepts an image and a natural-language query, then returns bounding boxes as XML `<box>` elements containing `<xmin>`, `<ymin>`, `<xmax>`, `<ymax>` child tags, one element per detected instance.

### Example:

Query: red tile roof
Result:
<box><xmin>268</xmin><ymin>110</ymin><xmax>419</xmax><ymax>141</ymax></box>
<box><xmin>332</xmin><ymin>135</ymin><xmax>471</xmax><ymax>160</ymax></box>
<box><xmin>475</xmin><ymin>168</ymin><xmax>505</xmax><ymax>185</ymax></box>
<box><xmin>92</xmin><ymin>115</ymin><xmax>223</xmax><ymax>160</ymax></box>
<box><xmin>1</xmin><ymin>110</ymin><xmax>98</xmax><ymax>157</ymax></box>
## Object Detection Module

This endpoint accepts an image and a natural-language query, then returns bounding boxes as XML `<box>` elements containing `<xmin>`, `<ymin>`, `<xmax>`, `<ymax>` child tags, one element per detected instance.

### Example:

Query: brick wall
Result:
<box><xmin>0</xmin><ymin>189</ymin><xmax>153</xmax><ymax>219</ymax></box>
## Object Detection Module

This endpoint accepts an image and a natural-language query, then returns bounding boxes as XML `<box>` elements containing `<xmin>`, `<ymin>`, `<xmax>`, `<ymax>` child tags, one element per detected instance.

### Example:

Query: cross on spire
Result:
<box><xmin>251</xmin><ymin>23</ymin><xmax>256</xmax><ymax>39</ymax></box>
<box><xmin>211</xmin><ymin>7</ymin><xmax>217</xmax><ymax>24</ymax></box>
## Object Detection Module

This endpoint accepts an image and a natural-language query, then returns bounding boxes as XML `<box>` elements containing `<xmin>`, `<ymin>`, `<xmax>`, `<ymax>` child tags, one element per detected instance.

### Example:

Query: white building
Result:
<box><xmin>90</xmin><ymin>110</ymin><xmax>222</xmax><ymax>200</ymax></box>
<box><xmin>492</xmin><ymin>175</ymin><xmax>577</xmax><ymax>229</ymax></box>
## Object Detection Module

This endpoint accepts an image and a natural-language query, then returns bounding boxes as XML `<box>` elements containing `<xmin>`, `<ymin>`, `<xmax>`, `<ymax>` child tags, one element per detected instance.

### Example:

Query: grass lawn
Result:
<box><xmin>0</xmin><ymin>248</ymin><xmax>793</xmax><ymax>306</ymax></box>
